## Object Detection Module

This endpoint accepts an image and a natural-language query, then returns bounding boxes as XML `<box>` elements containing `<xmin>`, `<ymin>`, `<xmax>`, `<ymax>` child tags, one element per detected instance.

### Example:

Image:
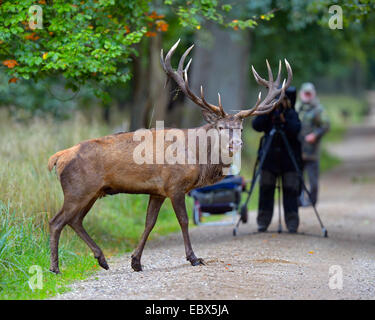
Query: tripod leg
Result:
<box><xmin>301</xmin><ymin>182</ymin><xmax>328</xmax><ymax>237</ymax></box>
<box><xmin>242</xmin><ymin>129</ymin><xmax>276</xmax><ymax>209</ymax></box>
<box><xmin>233</xmin><ymin>216</ymin><xmax>242</xmax><ymax>236</ymax></box>
<box><xmin>277</xmin><ymin>177</ymin><xmax>282</xmax><ymax>233</ymax></box>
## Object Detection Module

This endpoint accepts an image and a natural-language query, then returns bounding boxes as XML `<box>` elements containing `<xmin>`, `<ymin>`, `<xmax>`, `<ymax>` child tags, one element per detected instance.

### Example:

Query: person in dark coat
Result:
<box><xmin>252</xmin><ymin>86</ymin><xmax>302</xmax><ymax>233</ymax></box>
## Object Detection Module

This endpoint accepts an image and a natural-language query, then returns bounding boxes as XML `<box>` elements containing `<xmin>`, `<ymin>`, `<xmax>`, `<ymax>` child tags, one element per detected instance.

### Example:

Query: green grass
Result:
<box><xmin>319</xmin><ymin>94</ymin><xmax>369</xmax><ymax>127</ymax></box>
<box><xmin>318</xmin><ymin>94</ymin><xmax>369</xmax><ymax>172</ymax></box>
<box><xmin>0</xmin><ymin>201</ymin><xmax>98</xmax><ymax>299</ymax></box>
<box><xmin>319</xmin><ymin>94</ymin><xmax>368</xmax><ymax>147</ymax></box>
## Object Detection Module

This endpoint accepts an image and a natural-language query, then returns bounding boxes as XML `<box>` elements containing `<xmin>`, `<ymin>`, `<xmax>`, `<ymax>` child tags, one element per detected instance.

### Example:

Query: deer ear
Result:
<box><xmin>201</xmin><ymin>109</ymin><xmax>221</xmax><ymax>124</ymax></box>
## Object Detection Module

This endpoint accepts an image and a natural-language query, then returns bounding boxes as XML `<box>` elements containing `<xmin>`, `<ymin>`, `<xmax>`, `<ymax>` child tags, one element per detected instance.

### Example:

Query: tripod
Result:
<box><xmin>233</xmin><ymin>126</ymin><xmax>328</xmax><ymax>237</ymax></box>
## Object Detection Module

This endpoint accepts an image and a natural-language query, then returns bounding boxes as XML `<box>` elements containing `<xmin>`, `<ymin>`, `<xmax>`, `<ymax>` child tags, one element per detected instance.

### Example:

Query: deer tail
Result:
<box><xmin>48</xmin><ymin>150</ymin><xmax>67</xmax><ymax>172</ymax></box>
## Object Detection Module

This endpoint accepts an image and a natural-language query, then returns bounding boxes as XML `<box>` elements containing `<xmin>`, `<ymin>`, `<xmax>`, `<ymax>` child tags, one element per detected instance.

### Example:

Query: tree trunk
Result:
<box><xmin>130</xmin><ymin>43</ymin><xmax>149</xmax><ymax>131</ymax></box>
<box><xmin>144</xmin><ymin>33</ymin><xmax>170</xmax><ymax>128</ymax></box>
<box><xmin>102</xmin><ymin>103</ymin><xmax>111</xmax><ymax>123</ymax></box>
<box><xmin>352</xmin><ymin>60</ymin><xmax>365</xmax><ymax>96</ymax></box>
<box><xmin>183</xmin><ymin>23</ymin><xmax>251</xmax><ymax>127</ymax></box>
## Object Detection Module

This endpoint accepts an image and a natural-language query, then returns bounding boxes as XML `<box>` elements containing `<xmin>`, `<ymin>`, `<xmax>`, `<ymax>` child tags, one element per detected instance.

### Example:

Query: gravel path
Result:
<box><xmin>54</xmin><ymin>93</ymin><xmax>375</xmax><ymax>300</ymax></box>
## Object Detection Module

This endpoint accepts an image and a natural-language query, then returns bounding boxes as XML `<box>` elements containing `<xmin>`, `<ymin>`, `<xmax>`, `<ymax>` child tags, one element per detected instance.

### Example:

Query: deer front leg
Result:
<box><xmin>131</xmin><ymin>195</ymin><xmax>165</xmax><ymax>271</ymax></box>
<box><xmin>170</xmin><ymin>193</ymin><xmax>205</xmax><ymax>267</ymax></box>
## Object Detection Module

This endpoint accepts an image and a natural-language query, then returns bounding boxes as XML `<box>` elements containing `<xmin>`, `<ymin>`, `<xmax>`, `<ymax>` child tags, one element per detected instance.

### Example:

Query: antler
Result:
<box><xmin>161</xmin><ymin>40</ymin><xmax>293</xmax><ymax>120</ymax></box>
<box><xmin>235</xmin><ymin>59</ymin><xmax>293</xmax><ymax>119</ymax></box>
<box><xmin>161</xmin><ymin>39</ymin><xmax>226</xmax><ymax>117</ymax></box>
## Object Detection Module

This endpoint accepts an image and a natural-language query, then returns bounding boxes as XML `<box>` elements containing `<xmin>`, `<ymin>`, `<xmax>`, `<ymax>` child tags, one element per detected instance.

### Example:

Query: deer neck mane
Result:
<box><xmin>194</xmin><ymin>123</ymin><xmax>232</xmax><ymax>188</ymax></box>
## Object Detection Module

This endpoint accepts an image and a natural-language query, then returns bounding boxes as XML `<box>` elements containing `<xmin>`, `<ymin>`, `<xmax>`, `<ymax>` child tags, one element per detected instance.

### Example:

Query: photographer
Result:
<box><xmin>296</xmin><ymin>82</ymin><xmax>330</xmax><ymax>206</ymax></box>
<box><xmin>252</xmin><ymin>87</ymin><xmax>302</xmax><ymax>233</ymax></box>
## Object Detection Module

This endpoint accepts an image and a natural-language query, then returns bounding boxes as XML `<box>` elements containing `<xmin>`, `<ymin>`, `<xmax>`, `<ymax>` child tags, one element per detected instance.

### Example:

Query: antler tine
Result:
<box><xmin>258</xmin><ymin>59</ymin><xmax>291</xmax><ymax>108</ymax></box>
<box><xmin>257</xmin><ymin>60</ymin><xmax>279</xmax><ymax>105</ymax></box>
<box><xmin>253</xmin><ymin>81</ymin><xmax>286</xmax><ymax>115</ymax></box>
<box><xmin>247</xmin><ymin>91</ymin><xmax>263</xmax><ymax>115</ymax></box>
<box><xmin>160</xmin><ymin>49</ymin><xmax>166</xmax><ymax>72</ymax></box>
<box><xmin>177</xmin><ymin>44</ymin><xmax>194</xmax><ymax>75</ymax></box>
<box><xmin>184</xmin><ymin>58</ymin><xmax>192</xmax><ymax>73</ymax></box>
<box><xmin>161</xmin><ymin>41</ymin><xmax>241</xmax><ymax>119</ymax></box>
<box><xmin>236</xmin><ymin>59</ymin><xmax>292</xmax><ymax>119</ymax></box>
<box><xmin>260</xmin><ymin>58</ymin><xmax>292</xmax><ymax>108</ymax></box>
<box><xmin>199</xmin><ymin>84</ymin><xmax>223</xmax><ymax>115</ymax></box>
<box><xmin>251</xmin><ymin>65</ymin><xmax>268</xmax><ymax>87</ymax></box>
<box><xmin>234</xmin><ymin>91</ymin><xmax>262</xmax><ymax>119</ymax></box>
<box><xmin>199</xmin><ymin>85</ymin><xmax>208</xmax><ymax>106</ymax></box>
<box><xmin>217</xmin><ymin>93</ymin><xmax>226</xmax><ymax>116</ymax></box>
<box><xmin>257</xmin><ymin>78</ymin><xmax>286</xmax><ymax>112</ymax></box>
<box><xmin>162</xmin><ymin>39</ymin><xmax>195</xmax><ymax>100</ymax></box>
<box><xmin>266</xmin><ymin>59</ymin><xmax>274</xmax><ymax>84</ymax></box>
<box><xmin>275</xmin><ymin>60</ymin><xmax>282</xmax><ymax>86</ymax></box>
<box><xmin>181</xmin><ymin>58</ymin><xmax>224</xmax><ymax>116</ymax></box>
<box><xmin>161</xmin><ymin>39</ymin><xmax>186</xmax><ymax>93</ymax></box>
<box><xmin>183</xmin><ymin>69</ymin><xmax>203</xmax><ymax>107</ymax></box>
<box><xmin>183</xmin><ymin>69</ymin><xmax>221</xmax><ymax>114</ymax></box>
<box><xmin>161</xmin><ymin>40</ymin><xmax>223</xmax><ymax>116</ymax></box>
<box><xmin>284</xmin><ymin>59</ymin><xmax>293</xmax><ymax>88</ymax></box>
<box><xmin>160</xmin><ymin>48</ymin><xmax>169</xmax><ymax>88</ymax></box>
<box><xmin>218</xmin><ymin>92</ymin><xmax>222</xmax><ymax>109</ymax></box>
<box><xmin>256</xmin><ymin>91</ymin><xmax>262</xmax><ymax>105</ymax></box>
<box><xmin>164</xmin><ymin>39</ymin><xmax>180</xmax><ymax>72</ymax></box>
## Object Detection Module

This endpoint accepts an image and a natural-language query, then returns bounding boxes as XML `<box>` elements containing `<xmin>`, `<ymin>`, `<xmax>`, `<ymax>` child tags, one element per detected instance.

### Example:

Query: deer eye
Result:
<box><xmin>218</xmin><ymin>125</ymin><xmax>224</xmax><ymax>130</ymax></box>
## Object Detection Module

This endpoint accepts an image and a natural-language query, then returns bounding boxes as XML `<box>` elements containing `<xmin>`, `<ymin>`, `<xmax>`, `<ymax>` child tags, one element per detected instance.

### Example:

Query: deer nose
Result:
<box><xmin>232</xmin><ymin>139</ymin><xmax>243</xmax><ymax>147</ymax></box>
<box><xmin>231</xmin><ymin>139</ymin><xmax>243</xmax><ymax>151</ymax></box>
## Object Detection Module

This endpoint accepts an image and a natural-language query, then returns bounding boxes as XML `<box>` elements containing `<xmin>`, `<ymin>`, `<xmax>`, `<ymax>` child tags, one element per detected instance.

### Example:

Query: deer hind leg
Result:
<box><xmin>49</xmin><ymin>197</ymin><xmax>99</xmax><ymax>274</ymax></box>
<box><xmin>68</xmin><ymin>196</ymin><xmax>109</xmax><ymax>270</ymax></box>
<box><xmin>49</xmin><ymin>208</ymin><xmax>69</xmax><ymax>274</ymax></box>
<box><xmin>170</xmin><ymin>193</ymin><xmax>205</xmax><ymax>267</ymax></box>
<box><xmin>131</xmin><ymin>195</ymin><xmax>165</xmax><ymax>272</ymax></box>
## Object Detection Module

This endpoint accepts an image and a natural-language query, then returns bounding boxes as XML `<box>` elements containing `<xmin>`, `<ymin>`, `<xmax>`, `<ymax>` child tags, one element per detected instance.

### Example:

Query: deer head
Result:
<box><xmin>161</xmin><ymin>39</ymin><xmax>293</xmax><ymax>155</ymax></box>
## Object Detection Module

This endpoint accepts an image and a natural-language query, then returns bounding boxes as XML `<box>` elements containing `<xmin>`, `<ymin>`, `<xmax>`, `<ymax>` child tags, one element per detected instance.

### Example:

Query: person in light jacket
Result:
<box><xmin>296</xmin><ymin>82</ymin><xmax>330</xmax><ymax>206</ymax></box>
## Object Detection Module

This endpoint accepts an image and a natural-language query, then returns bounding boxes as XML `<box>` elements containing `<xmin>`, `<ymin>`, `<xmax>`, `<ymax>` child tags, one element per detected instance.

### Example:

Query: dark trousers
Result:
<box><xmin>303</xmin><ymin>160</ymin><xmax>319</xmax><ymax>206</ymax></box>
<box><xmin>257</xmin><ymin>170</ymin><xmax>300</xmax><ymax>232</ymax></box>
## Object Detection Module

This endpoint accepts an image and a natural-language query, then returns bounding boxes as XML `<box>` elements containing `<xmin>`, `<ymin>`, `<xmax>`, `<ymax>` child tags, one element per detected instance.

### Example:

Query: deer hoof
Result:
<box><xmin>190</xmin><ymin>258</ymin><xmax>205</xmax><ymax>266</ymax></box>
<box><xmin>50</xmin><ymin>267</ymin><xmax>61</xmax><ymax>274</ymax></box>
<box><xmin>131</xmin><ymin>258</ymin><xmax>143</xmax><ymax>272</ymax></box>
<box><xmin>97</xmin><ymin>256</ymin><xmax>109</xmax><ymax>270</ymax></box>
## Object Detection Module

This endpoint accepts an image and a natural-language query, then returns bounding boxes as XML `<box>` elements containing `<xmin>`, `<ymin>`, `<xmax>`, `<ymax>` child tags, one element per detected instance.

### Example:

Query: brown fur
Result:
<box><xmin>47</xmin><ymin>121</ymin><xmax>242</xmax><ymax>274</ymax></box>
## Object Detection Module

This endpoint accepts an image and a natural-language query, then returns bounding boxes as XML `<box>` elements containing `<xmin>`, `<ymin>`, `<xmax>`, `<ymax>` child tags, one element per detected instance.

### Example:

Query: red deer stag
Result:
<box><xmin>47</xmin><ymin>39</ymin><xmax>292</xmax><ymax>274</ymax></box>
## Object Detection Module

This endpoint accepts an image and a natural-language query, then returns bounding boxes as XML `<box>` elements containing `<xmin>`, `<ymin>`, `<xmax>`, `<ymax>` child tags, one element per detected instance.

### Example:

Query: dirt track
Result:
<box><xmin>55</xmin><ymin>93</ymin><xmax>375</xmax><ymax>300</ymax></box>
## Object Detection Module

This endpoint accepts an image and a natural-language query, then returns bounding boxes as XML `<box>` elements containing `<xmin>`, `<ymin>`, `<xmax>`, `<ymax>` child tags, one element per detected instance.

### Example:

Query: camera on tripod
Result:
<box><xmin>272</xmin><ymin>85</ymin><xmax>296</xmax><ymax>128</ymax></box>
<box><xmin>271</xmin><ymin>107</ymin><xmax>286</xmax><ymax>128</ymax></box>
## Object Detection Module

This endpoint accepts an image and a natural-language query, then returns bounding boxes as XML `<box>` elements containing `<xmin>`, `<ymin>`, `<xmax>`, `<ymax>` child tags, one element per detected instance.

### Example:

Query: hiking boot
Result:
<box><xmin>258</xmin><ymin>226</ymin><xmax>268</xmax><ymax>232</ymax></box>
